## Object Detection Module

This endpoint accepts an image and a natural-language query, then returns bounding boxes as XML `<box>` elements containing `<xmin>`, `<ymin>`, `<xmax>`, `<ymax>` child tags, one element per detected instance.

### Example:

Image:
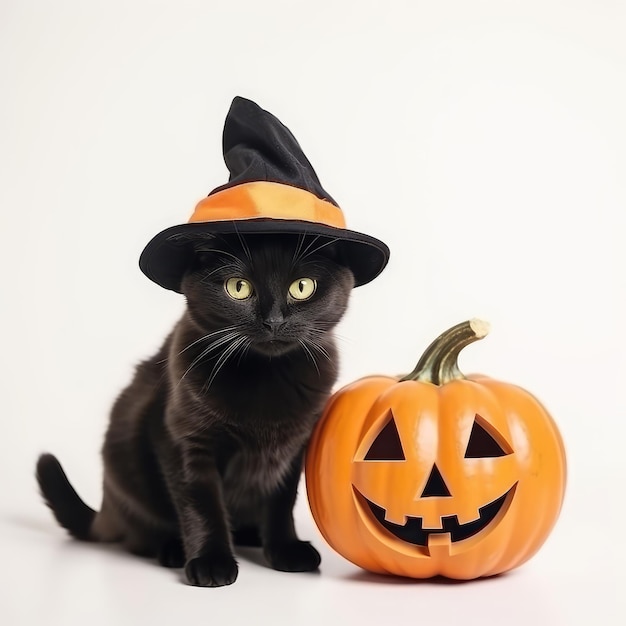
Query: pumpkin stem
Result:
<box><xmin>400</xmin><ymin>319</ymin><xmax>490</xmax><ymax>385</ymax></box>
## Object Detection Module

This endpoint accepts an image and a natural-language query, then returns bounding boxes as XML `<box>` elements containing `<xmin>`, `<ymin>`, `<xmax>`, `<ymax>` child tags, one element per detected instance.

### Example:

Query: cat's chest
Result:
<box><xmin>220</xmin><ymin>427</ymin><xmax>306</xmax><ymax>495</ymax></box>
<box><xmin>211</xmin><ymin>360</ymin><xmax>332</xmax><ymax>421</ymax></box>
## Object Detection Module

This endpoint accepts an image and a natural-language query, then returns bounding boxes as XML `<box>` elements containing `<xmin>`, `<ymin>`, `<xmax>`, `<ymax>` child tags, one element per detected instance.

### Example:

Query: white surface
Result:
<box><xmin>1</xmin><ymin>481</ymin><xmax>623</xmax><ymax>626</ymax></box>
<box><xmin>1</xmin><ymin>1</ymin><xmax>625</xmax><ymax>624</ymax></box>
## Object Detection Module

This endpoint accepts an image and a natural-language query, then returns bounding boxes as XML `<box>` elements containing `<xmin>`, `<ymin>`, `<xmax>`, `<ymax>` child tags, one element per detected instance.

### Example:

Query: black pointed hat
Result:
<box><xmin>139</xmin><ymin>97</ymin><xmax>390</xmax><ymax>292</ymax></box>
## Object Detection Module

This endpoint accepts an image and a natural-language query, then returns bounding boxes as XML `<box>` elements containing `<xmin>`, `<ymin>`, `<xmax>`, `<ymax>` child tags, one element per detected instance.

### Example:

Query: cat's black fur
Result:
<box><xmin>36</xmin><ymin>233</ymin><xmax>354</xmax><ymax>586</ymax></box>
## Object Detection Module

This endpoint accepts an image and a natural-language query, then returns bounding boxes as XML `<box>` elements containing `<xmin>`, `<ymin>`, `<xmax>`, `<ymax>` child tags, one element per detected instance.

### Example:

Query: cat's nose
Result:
<box><xmin>263</xmin><ymin>315</ymin><xmax>285</xmax><ymax>333</ymax></box>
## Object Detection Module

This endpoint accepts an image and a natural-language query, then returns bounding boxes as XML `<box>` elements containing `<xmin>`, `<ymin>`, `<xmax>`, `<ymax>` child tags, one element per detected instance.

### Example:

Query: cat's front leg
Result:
<box><xmin>261</xmin><ymin>449</ymin><xmax>321</xmax><ymax>573</ymax></box>
<box><xmin>171</xmin><ymin>439</ymin><xmax>238</xmax><ymax>587</ymax></box>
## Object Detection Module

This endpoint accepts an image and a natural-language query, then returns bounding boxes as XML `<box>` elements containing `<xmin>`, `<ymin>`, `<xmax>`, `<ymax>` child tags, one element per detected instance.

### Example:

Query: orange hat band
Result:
<box><xmin>189</xmin><ymin>181</ymin><xmax>346</xmax><ymax>229</ymax></box>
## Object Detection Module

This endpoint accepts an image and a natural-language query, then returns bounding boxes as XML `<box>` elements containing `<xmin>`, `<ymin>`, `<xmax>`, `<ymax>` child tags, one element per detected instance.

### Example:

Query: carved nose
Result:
<box><xmin>420</xmin><ymin>464</ymin><xmax>452</xmax><ymax>498</ymax></box>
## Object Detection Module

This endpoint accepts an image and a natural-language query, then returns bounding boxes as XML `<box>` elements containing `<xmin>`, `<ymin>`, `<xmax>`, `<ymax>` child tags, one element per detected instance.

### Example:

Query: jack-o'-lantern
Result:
<box><xmin>305</xmin><ymin>320</ymin><xmax>566</xmax><ymax>579</ymax></box>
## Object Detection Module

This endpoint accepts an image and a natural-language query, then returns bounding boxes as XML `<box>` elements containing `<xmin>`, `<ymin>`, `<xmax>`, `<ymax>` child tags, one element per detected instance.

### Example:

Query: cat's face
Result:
<box><xmin>181</xmin><ymin>234</ymin><xmax>354</xmax><ymax>357</ymax></box>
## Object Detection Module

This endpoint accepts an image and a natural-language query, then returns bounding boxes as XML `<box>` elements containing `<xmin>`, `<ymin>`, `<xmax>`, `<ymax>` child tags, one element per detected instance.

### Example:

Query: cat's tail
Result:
<box><xmin>36</xmin><ymin>453</ymin><xmax>96</xmax><ymax>541</ymax></box>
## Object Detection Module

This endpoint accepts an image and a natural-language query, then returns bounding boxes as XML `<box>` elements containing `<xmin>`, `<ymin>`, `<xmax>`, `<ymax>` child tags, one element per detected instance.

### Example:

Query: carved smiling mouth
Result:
<box><xmin>354</xmin><ymin>483</ymin><xmax>517</xmax><ymax>546</ymax></box>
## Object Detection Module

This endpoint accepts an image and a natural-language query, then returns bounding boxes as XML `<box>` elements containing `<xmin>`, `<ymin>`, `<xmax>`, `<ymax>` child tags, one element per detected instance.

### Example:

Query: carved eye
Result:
<box><xmin>465</xmin><ymin>415</ymin><xmax>513</xmax><ymax>458</ymax></box>
<box><xmin>289</xmin><ymin>278</ymin><xmax>317</xmax><ymax>301</ymax></box>
<box><xmin>364</xmin><ymin>412</ymin><xmax>406</xmax><ymax>461</ymax></box>
<box><xmin>225</xmin><ymin>277</ymin><xmax>253</xmax><ymax>300</ymax></box>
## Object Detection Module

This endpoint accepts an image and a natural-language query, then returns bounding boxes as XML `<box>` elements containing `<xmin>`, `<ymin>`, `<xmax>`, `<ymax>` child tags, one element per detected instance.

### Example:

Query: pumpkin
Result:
<box><xmin>305</xmin><ymin>319</ymin><xmax>566</xmax><ymax>579</ymax></box>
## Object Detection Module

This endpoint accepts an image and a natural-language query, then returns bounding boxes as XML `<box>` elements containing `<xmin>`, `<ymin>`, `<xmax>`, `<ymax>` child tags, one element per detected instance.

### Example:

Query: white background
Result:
<box><xmin>1</xmin><ymin>0</ymin><xmax>625</xmax><ymax>624</ymax></box>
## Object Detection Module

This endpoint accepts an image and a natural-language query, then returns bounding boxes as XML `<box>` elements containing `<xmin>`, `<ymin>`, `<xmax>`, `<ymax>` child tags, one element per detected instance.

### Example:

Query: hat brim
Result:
<box><xmin>139</xmin><ymin>218</ymin><xmax>390</xmax><ymax>293</ymax></box>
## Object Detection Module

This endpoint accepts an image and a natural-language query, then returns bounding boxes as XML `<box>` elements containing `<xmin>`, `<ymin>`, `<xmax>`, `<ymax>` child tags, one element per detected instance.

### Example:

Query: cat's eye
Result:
<box><xmin>289</xmin><ymin>278</ymin><xmax>317</xmax><ymax>301</ymax></box>
<box><xmin>225</xmin><ymin>277</ymin><xmax>253</xmax><ymax>300</ymax></box>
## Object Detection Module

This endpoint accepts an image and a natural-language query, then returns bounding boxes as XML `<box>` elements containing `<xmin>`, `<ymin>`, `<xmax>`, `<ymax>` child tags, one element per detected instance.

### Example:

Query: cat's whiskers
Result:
<box><xmin>291</xmin><ymin>231</ymin><xmax>309</xmax><ymax>267</ymax></box>
<box><xmin>293</xmin><ymin>236</ymin><xmax>341</xmax><ymax>266</ymax></box>
<box><xmin>195</xmin><ymin>248</ymin><xmax>241</xmax><ymax>262</ymax></box>
<box><xmin>203</xmin><ymin>335</ymin><xmax>249</xmax><ymax>393</ymax></box>
<box><xmin>233</xmin><ymin>225</ymin><xmax>253</xmax><ymax>265</ymax></box>
<box><xmin>305</xmin><ymin>338</ymin><xmax>332</xmax><ymax>363</ymax></box>
<box><xmin>236</xmin><ymin>338</ymin><xmax>253</xmax><ymax>366</ymax></box>
<box><xmin>178</xmin><ymin>325</ymin><xmax>240</xmax><ymax>355</ymax></box>
<box><xmin>310</xmin><ymin>326</ymin><xmax>351</xmax><ymax>347</ymax></box>
<box><xmin>291</xmin><ymin>235</ymin><xmax>320</xmax><ymax>267</ymax></box>
<box><xmin>303</xmin><ymin>336</ymin><xmax>337</xmax><ymax>374</ymax></box>
<box><xmin>195</xmin><ymin>247</ymin><xmax>248</xmax><ymax>274</ymax></box>
<box><xmin>298</xmin><ymin>339</ymin><xmax>321</xmax><ymax>376</ymax></box>
<box><xmin>200</xmin><ymin>263</ymin><xmax>243</xmax><ymax>283</ymax></box>
<box><xmin>178</xmin><ymin>329</ymin><xmax>244</xmax><ymax>385</ymax></box>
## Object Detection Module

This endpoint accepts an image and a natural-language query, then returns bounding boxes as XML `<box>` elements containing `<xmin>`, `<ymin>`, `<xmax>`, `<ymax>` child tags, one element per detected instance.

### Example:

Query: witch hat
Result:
<box><xmin>139</xmin><ymin>97</ymin><xmax>390</xmax><ymax>292</ymax></box>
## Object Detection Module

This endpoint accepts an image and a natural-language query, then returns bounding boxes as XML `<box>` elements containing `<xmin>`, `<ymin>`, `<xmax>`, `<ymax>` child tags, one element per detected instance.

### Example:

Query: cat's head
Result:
<box><xmin>180</xmin><ymin>234</ymin><xmax>355</xmax><ymax>357</ymax></box>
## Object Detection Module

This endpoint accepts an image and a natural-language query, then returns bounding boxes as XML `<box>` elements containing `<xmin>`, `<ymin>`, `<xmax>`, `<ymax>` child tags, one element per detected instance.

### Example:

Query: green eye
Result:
<box><xmin>225</xmin><ymin>277</ymin><xmax>253</xmax><ymax>300</ymax></box>
<box><xmin>289</xmin><ymin>278</ymin><xmax>317</xmax><ymax>301</ymax></box>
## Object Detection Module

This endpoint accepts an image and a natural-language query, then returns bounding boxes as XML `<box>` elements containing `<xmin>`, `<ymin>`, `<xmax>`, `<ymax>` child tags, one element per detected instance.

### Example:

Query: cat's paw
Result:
<box><xmin>157</xmin><ymin>538</ymin><xmax>185</xmax><ymax>568</ymax></box>
<box><xmin>184</xmin><ymin>553</ymin><xmax>238</xmax><ymax>587</ymax></box>
<box><xmin>265</xmin><ymin>540</ymin><xmax>321</xmax><ymax>572</ymax></box>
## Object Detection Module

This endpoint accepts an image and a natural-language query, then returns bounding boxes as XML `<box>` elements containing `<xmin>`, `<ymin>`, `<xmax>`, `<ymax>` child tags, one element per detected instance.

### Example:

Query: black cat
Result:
<box><xmin>36</xmin><ymin>233</ymin><xmax>354</xmax><ymax>586</ymax></box>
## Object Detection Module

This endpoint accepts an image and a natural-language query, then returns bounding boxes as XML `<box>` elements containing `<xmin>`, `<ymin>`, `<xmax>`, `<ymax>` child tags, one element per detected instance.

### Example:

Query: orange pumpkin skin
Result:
<box><xmin>305</xmin><ymin>322</ymin><xmax>567</xmax><ymax>580</ymax></box>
